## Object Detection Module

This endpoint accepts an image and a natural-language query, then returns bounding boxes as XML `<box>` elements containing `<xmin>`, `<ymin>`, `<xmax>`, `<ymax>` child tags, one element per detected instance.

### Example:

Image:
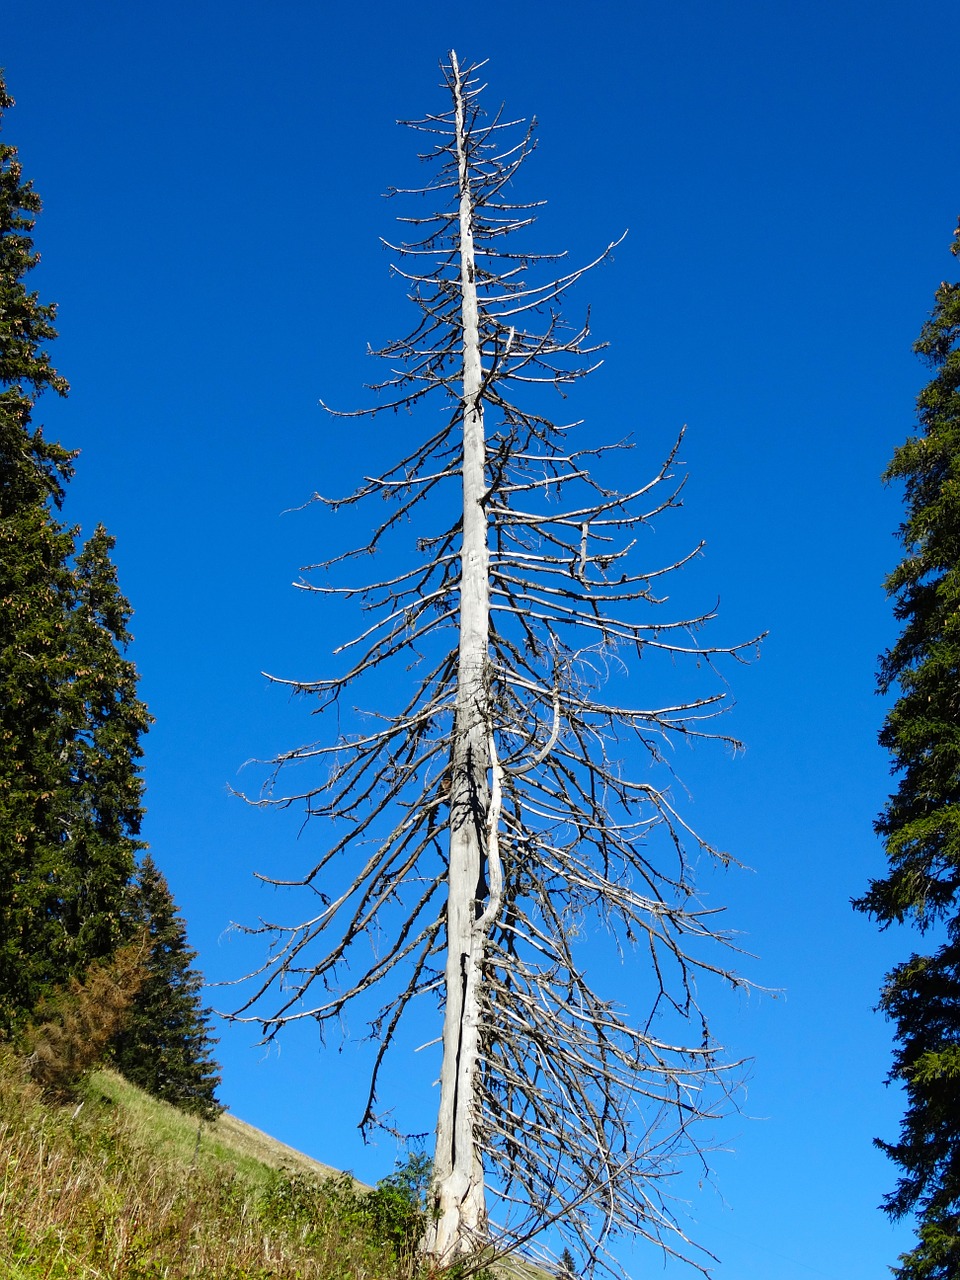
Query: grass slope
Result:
<box><xmin>94</xmin><ymin>1067</ymin><xmax>349</xmax><ymax>1187</ymax></box>
<box><xmin>0</xmin><ymin>1052</ymin><xmax>416</xmax><ymax>1279</ymax></box>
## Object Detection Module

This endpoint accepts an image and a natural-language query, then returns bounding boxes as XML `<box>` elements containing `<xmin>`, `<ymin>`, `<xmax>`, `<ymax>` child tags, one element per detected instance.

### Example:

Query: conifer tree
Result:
<box><xmin>856</xmin><ymin>219</ymin><xmax>960</xmax><ymax>1280</ymax></box>
<box><xmin>23</xmin><ymin>936</ymin><xmax>149</xmax><ymax>1101</ymax></box>
<box><xmin>112</xmin><ymin>855</ymin><xmax>222</xmax><ymax>1117</ymax></box>
<box><xmin>0</xmin><ymin>72</ymin><xmax>150</xmax><ymax>1029</ymax></box>
<box><xmin>236</xmin><ymin>54</ymin><xmax>757</xmax><ymax>1273</ymax></box>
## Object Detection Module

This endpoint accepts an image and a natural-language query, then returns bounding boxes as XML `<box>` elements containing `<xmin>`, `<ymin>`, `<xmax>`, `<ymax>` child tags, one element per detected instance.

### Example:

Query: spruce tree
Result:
<box><xmin>0</xmin><ymin>72</ymin><xmax>150</xmax><ymax>1029</ymax></box>
<box><xmin>856</xmin><ymin>220</ymin><xmax>960</xmax><ymax>1280</ymax></box>
<box><xmin>112</xmin><ymin>855</ymin><xmax>222</xmax><ymax>1117</ymax></box>
<box><xmin>235</xmin><ymin>54</ymin><xmax>757</xmax><ymax>1269</ymax></box>
<box><xmin>24</xmin><ymin>936</ymin><xmax>149</xmax><ymax>1101</ymax></box>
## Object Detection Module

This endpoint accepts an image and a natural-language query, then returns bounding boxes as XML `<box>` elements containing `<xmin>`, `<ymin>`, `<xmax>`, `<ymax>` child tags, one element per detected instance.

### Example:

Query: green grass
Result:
<box><xmin>0</xmin><ymin>1050</ymin><xmax>551</xmax><ymax>1280</ymax></box>
<box><xmin>0</xmin><ymin>1050</ymin><xmax>422</xmax><ymax>1279</ymax></box>
<box><xmin>90</xmin><ymin>1066</ymin><xmax>347</xmax><ymax>1192</ymax></box>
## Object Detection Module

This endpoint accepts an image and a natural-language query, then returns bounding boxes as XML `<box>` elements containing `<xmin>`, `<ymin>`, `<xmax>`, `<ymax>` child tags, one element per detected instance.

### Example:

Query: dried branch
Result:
<box><xmin>226</xmin><ymin>49</ymin><xmax>762</xmax><ymax>1278</ymax></box>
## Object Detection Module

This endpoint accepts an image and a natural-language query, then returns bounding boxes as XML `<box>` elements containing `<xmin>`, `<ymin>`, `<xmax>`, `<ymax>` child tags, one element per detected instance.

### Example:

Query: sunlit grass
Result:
<box><xmin>0</xmin><ymin>1050</ymin><xmax>417</xmax><ymax>1279</ymax></box>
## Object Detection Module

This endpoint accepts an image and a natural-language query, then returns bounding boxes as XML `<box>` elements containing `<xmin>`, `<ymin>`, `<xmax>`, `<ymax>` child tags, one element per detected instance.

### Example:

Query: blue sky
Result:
<box><xmin>5</xmin><ymin>2</ymin><xmax>960</xmax><ymax>1275</ymax></box>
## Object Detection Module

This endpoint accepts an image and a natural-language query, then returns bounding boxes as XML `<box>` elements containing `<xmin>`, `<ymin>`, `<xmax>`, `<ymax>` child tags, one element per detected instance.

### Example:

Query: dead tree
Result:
<box><xmin>231</xmin><ymin>52</ymin><xmax>761</xmax><ymax>1275</ymax></box>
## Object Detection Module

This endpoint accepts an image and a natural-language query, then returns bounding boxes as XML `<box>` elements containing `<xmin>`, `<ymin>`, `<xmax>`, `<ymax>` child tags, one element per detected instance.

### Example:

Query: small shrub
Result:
<box><xmin>558</xmin><ymin>1246</ymin><xmax>579</xmax><ymax>1279</ymax></box>
<box><xmin>366</xmin><ymin>1152</ymin><xmax>432</xmax><ymax>1255</ymax></box>
<box><xmin>21</xmin><ymin>938</ymin><xmax>148</xmax><ymax>1100</ymax></box>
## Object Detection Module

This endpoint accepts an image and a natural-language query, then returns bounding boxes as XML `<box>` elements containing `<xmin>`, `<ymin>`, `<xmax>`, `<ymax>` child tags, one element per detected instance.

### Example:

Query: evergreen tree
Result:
<box><xmin>558</xmin><ymin>1247</ymin><xmax>579</xmax><ymax>1279</ymax></box>
<box><xmin>112</xmin><ymin>855</ymin><xmax>222</xmax><ymax>1117</ymax></box>
<box><xmin>0</xmin><ymin>72</ymin><xmax>150</xmax><ymax>1029</ymax></box>
<box><xmin>23</xmin><ymin>935</ymin><xmax>149</xmax><ymax>1101</ymax></box>
<box><xmin>856</xmin><ymin>219</ymin><xmax>960</xmax><ymax>1280</ymax></box>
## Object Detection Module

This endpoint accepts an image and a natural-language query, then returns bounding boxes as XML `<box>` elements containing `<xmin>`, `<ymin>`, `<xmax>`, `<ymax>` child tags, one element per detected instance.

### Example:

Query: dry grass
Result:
<box><xmin>93</xmin><ymin>1067</ymin><xmax>350</xmax><ymax>1188</ymax></box>
<box><xmin>0</xmin><ymin>1052</ymin><xmax>552</xmax><ymax>1280</ymax></box>
<box><xmin>0</xmin><ymin>1051</ymin><xmax>408</xmax><ymax>1279</ymax></box>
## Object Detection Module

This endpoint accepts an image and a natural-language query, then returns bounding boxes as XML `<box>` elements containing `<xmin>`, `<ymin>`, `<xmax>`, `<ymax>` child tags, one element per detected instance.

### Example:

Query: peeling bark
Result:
<box><xmin>420</xmin><ymin>49</ymin><xmax>492</xmax><ymax>1262</ymax></box>
<box><xmin>233</xmin><ymin>49</ymin><xmax>761</xmax><ymax>1277</ymax></box>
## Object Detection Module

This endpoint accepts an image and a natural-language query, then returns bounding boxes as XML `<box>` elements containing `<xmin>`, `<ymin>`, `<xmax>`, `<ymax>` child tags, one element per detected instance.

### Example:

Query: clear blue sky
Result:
<box><xmin>5</xmin><ymin>2</ymin><xmax>959</xmax><ymax>1275</ymax></box>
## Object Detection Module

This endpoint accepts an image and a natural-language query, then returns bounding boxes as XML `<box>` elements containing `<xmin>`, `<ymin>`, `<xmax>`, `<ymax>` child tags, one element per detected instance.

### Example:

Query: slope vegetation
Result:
<box><xmin>0</xmin><ymin>1051</ymin><xmax>422</xmax><ymax>1279</ymax></box>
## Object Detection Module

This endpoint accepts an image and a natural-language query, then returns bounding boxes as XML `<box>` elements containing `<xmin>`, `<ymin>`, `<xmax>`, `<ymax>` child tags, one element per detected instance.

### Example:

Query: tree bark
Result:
<box><xmin>420</xmin><ymin>49</ymin><xmax>492</xmax><ymax>1263</ymax></box>
<box><xmin>233</xmin><ymin>52</ymin><xmax>757</xmax><ymax>1271</ymax></box>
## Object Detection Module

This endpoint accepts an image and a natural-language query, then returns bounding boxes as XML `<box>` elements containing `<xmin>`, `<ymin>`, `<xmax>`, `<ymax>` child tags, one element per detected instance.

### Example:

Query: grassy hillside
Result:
<box><xmin>0</xmin><ymin>1050</ymin><xmax>425</xmax><ymax>1279</ymax></box>
<box><xmin>94</xmin><ymin>1068</ymin><xmax>348</xmax><ymax>1187</ymax></box>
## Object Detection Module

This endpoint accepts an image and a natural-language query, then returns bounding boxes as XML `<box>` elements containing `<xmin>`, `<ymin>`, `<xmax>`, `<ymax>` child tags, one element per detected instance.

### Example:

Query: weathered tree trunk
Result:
<box><xmin>238</xmin><ymin>51</ymin><xmax>758</xmax><ymax>1273</ymax></box>
<box><xmin>420</xmin><ymin>50</ymin><xmax>492</xmax><ymax>1264</ymax></box>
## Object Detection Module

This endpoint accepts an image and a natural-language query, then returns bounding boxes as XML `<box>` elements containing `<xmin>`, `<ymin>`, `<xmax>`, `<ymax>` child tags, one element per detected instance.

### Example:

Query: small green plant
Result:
<box><xmin>257</xmin><ymin>1152</ymin><xmax>431</xmax><ymax>1272</ymax></box>
<box><xmin>366</xmin><ymin>1152</ymin><xmax>433</xmax><ymax>1255</ymax></box>
<box><xmin>259</xmin><ymin>1167</ymin><xmax>340</xmax><ymax>1243</ymax></box>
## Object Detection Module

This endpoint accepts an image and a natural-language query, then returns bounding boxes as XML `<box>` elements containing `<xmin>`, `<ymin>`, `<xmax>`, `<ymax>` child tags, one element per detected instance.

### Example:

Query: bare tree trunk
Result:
<box><xmin>234</xmin><ymin>51</ymin><xmax>761</xmax><ymax>1275</ymax></box>
<box><xmin>420</xmin><ymin>50</ymin><xmax>492</xmax><ymax>1263</ymax></box>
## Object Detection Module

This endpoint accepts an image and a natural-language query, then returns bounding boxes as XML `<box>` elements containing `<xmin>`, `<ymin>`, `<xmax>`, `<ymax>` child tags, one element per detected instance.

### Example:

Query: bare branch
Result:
<box><xmin>227</xmin><ymin>48</ymin><xmax>762</xmax><ymax>1279</ymax></box>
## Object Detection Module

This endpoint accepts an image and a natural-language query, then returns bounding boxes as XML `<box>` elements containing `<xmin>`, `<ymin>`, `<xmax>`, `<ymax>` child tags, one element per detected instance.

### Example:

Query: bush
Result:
<box><xmin>258</xmin><ymin>1152</ymin><xmax>429</xmax><ymax>1272</ymax></box>
<box><xmin>21</xmin><ymin>938</ymin><xmax>148</xmax><ymax>1100</ymax></box>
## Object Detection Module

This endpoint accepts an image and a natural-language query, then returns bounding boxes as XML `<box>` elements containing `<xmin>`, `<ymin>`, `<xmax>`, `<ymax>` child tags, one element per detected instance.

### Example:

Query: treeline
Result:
<box><xmin>0</xmin><ymin>73</ymin><xmax>220</xmax><ymax>1116</ymax></box>
<box><xmin>856</xmin><ymin>220</ymin><xmax>960</xmax><ymax>1280</ymax></box>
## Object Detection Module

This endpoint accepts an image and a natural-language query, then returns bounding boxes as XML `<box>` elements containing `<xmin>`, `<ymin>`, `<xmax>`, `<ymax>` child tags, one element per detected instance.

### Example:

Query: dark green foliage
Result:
<box><xmin>558</xmin><ymin>1247</ymin><xmax>579</xmax><ymax>1279</ymax></box>
<box><xmin>363</xmin><ymin>1152</ymin><xmax>432</xmax><ymax>1256</ymax></box>
<box><xmin>855</xmin><ymin>219</ymin><xmax>960</xmax><ymax>1279</ymax></box>
<box><xmin>0</xmin><ymin>72</ymin><xmax>151</xmax><ymax>1030</ymax></box>
<box><xmin>0</xmin><ymin>76</ymin><xmax>70</xmax><ymax>508</ymax></box>
<box><xmin>52</xmin><ymin>528</ymin><xmax>150</xmax><ymax>977</ymax></box>
<box><xmin>111</xmin><ymin>855</ymin><xmax>222</xmax><ymax>1117</ymax></box>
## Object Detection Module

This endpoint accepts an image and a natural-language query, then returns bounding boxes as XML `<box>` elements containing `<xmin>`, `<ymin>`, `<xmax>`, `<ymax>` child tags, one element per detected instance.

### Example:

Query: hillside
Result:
<box><xmin>0</xmin><ymin>1053</ymin><xmax>550</xmax><ymax>1280</ymax></box>
<box><xmin>0</xmin><ymin>1051</ymin><xmax>421</xmax><ymax>1279</ymax></box>
<box><xmin>95</xmin><ymin>1067</ymin><xmax>349</xmax><ymax>1185</ymax></box>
